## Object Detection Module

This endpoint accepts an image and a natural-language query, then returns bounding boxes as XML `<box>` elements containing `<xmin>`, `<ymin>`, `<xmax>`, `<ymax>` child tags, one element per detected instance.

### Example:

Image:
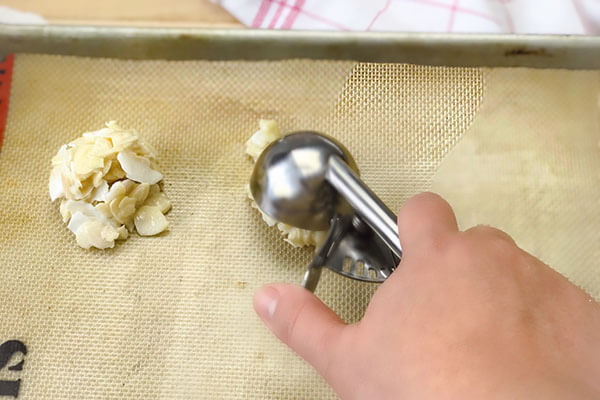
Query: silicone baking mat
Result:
<box><xmin>0</xmin><ymin>54</ymin><xmax>597</xmax><ymax>399</ymax></box>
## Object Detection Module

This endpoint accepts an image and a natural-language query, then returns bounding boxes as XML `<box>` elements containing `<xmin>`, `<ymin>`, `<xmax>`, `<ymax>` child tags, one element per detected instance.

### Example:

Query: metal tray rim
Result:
<box><xmin>1</xmin><ymin>24</ymin><xmax>600</xmax><ymax>69</ymax></box>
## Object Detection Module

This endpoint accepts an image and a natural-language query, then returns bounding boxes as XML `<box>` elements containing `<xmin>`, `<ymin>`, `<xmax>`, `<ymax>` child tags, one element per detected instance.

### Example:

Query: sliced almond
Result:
<box><xmin>89</xmin><ymin>180</ymin><xmax>109</xmax><ymax>203</ymax></box>
<box><xmin>92</xmin><ymin>137</ymin><xmax>114</xmax><ymax>158</ymax></box>
<box><xmin>60</xmin><ymin>169</ymin><xmax>77</xmax><ymax>200</ymax></box>
<box><xmin>107</xmin><ymin>195</ymin><xmax>136</xmax><ymax>225</ymax></box>
<box><xmin>130</xmin><ymin>138</ymin><xmax>157</xmax><ymax>158</ymax></box>
<box><xmin>69</xmin><ymin>136</ymin><xmax>94</xmax><ymax>149</ymax></box>
<box><xmin>105</xmin><ymin>181</ymin><xmax>127</xmax><ymax>204</ymax></box>
<box><xmin>59</xmin><ymin>200</ymin><xmax>70</xmax><ymax>223</ymax></box>
<box><xmin>51</xmin><ymin>122</ymin><xmax>170</xmax><ymax>250</ymax></box>
<box><xmin>116</xmin><ymin>225</ymin><xmax>129</xmax><ymax>240</ymax></box>
<box><xmin>108</xmin><ymin>198</ymin><xmax>124</xmax><ymax>224</ymax></box>
<box><xmin>100</xmin><ymin>225</ymin><xmax>120</xmax><ymax>242</ymax></box>
<box><xmin>94</xmin><ymin>202</ymin><xmax>113</xmax><ymax>221</ymax></box>
<box><xmin>282</xmin><ymin>225</ymin><xmax>327</xmax><ymax>248</ymax></box>
<box><xmin>134</xmin><ymin>206</ymin><xmax>169</xmax><ymax>236</ymax></box>
<box><xmin>72</xmin><ymin>144</ymin><xmax>104</xmax><ymax>178</ymax></box>
<box><xmin>149</xmin><ymin>184</ymin><xmax>161</xmax><ymax>197</ymax></box>
<box><xmin>67</xmin><ymin>211</ymin><xmax>88</xmax><ymax>233</ymax></box>
<box><xmin>91</xmin><ymin>171</ymin><xmax>104</xmax><ymax>188</ymax></box>
<box><xmin>49</xmin><ymin>166</ymin><xmax>64</xmax><ymax>201</ymax></box>
<box><xmin>61</xmin><ymin>199</ymin><xmax>111</xmax><ymax>225</ymax></box>
<box><xmin>77</xmin><ymin>175</ymin><xmax>96</xmax><ymax>200</ymax></box>
<box><xmin>104</xmin><ymin>160</ymin><xmax>126</xmax><ymax>182</ymax></box>
<box><xmin>130</xmin><ymin>183</ymin><xmax>150</xmax><ymax>206</ymax></box>
<box><xmin>68</xmin><ymin>213</ymin><xmax>118</xmax><ymax>250</ymax></box>
<box><xmin>245</xmin><ymin>119</ymin><xmax>282</xmax><ymax>161</ymax></box>
<box><xmin>121</xmin><ymin>179</ymin><xmax>137</xmax><ymax>194</ymax></box>
<box><xmin>102</xmin><ymin>159</ymin><xmax>113</xmax><ymax>176</ymax></box>
<box><xmin>144</xmin><ymin>191</ymin><xmax>171</xmax><ymax>214</ymax></box>
<box><xmin>87</xmin><ymin>121</ymin><xmax>138</xmax><ymax>153</ymax></box>
<box><xmin>109</xmin><ymin>131</ymin><xmax>138</xmax><ymax>153</ymax></box>
<box><xmin>117</xmin><ymin>196</ymin><xmax>137</xmax><ymax>223</ymax></box>
<box><xmin>117</xmin><ymin>150</ymin><xmax>163</xmax><ymax>184</ymax></box>
<box><xmin>75</xmin><ymin>218</ymin><xmax>116</xmax><ymax>250</ymax></box>
<box><xmin>82</xmin><ymin>126</ymin><xmax>112</xmax><ymax>140</ymax></box>
<box><xmin>51</xmin><ymin>144</ymin><xmax>69</xmax><ymax>166</ymax></box>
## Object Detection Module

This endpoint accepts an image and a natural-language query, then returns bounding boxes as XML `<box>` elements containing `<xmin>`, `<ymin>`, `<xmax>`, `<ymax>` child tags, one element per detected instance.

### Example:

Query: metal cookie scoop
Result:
<box><xmin>250</xmin><ymin>131</ymin><xmax>402</xmax><ymax>291</ymax></box>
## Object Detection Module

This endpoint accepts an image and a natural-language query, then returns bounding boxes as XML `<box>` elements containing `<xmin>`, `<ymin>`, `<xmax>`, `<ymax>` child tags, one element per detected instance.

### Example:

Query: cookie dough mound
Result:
<box><xmin>245</xmin><ymin>120</ymin><xmax>326</xmax><ymax>249</ymax></box>
<box><xmin>49</xmin><ymin>121</ymin><xmax>172</xmax><ymax>249</ymax></box>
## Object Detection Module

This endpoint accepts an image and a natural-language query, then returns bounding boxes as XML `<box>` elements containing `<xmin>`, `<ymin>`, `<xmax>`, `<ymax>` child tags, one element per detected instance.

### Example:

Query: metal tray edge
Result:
<box><xmin>1</xmin><ymin>24</ymin><xmax>600</xmax><ymax>69</ymax></box>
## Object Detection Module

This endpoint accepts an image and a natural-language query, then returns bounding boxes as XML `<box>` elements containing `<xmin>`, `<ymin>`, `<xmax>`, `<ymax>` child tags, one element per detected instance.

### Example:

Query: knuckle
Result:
<box><xmin>432</xmin><ymin>234</ymin><xmax>456</xmax><ymax>258</ymax></box>
<box><xmin>466</xmin><ymin>224</ymin><xmax>514</xmax><ymax>244</ymax></box>
<box><xmin>446</xmin><ymin>233</ymin><xmax>476</xmax><ymax>261</ymax></box>
<box><xmin>491</xmin><ymin>235</ymin><xmax>517</xmax><ymax>253</ymax></box>
<box><xmin>465</xmin><ymin>226</ymin><xmax>523</xmax><ymax>267</ymax></box>
<box><xmin>405</xmin><ymin>232</ymin><xmax>453</xmax><ymax>265</ymax></box>
<box><xmin>466</xmin><ymin>224</ymin><xmax>494</xmax><ymax>236</ymax></box>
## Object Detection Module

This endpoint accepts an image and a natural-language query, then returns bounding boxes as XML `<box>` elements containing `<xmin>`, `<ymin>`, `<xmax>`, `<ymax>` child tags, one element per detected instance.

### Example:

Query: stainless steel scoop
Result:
<box><xmin>250</xmin><ymin>131</ymin><xmax>402</xmax><ymax>291</ymax></box>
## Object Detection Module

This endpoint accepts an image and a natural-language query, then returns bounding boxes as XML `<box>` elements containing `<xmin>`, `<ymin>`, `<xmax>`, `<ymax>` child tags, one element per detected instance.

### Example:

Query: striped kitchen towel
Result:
<box><xmin>216</xmin><ymin>0</ymin><xmax>600</xmax><ymax>34</ymax></box>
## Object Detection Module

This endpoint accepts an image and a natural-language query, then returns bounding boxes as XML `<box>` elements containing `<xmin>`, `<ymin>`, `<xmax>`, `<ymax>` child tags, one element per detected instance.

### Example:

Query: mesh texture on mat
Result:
<box><xmin>0</xmin><ymin>54</ymin><xmax>596</xmax><ymax>399</ymax></box>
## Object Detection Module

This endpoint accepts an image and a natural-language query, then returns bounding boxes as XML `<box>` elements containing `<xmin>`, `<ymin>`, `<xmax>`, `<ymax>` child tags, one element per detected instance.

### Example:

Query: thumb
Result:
<box><xmin>254</xmin><ymin>283</ymin><xmax>347</xmax><ymax>376</ymax></box>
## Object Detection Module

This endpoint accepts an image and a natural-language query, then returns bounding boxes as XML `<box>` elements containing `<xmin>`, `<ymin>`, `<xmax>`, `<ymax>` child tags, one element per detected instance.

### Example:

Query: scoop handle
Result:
<box><xmin>326</xmin><ymin>156</ymin><xmax>403</xmax><ymax>259</ymax></box>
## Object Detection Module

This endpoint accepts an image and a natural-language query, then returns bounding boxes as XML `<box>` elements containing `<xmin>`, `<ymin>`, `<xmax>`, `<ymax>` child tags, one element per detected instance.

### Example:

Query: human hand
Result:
<box><xmin>253</xmin><ymin>192</ymin><xmax>600</xmax><ymax>399</ymax></box>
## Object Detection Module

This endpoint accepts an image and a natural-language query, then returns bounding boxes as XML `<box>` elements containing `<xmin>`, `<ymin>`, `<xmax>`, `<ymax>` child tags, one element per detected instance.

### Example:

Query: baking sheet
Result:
<box><xmin>3</xmin><ymin>25</ymin><xmax>600</xmax><ymax>68</ymax></box>
<box><xmin>0</xmin><ymin>53</ymin><xmax>597</xmax><ymax>399</ymax></box>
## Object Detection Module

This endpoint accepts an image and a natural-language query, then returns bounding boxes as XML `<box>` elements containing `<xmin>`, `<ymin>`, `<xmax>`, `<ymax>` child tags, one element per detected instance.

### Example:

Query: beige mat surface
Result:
<box><xmin>432</xmin><ymin>68</ymin><xmax>600</xmax><ymax>299</ymax></box>
<box><xmin>0</xmin><ymin>54</ymin><xmax>596</xmax><ymax>399</ymax></box>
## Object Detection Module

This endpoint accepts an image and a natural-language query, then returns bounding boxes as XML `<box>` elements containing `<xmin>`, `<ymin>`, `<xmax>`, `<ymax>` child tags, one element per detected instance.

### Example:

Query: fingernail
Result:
<box><xmin>254</xmin><ymin>286</ymin><xmax>280</xmax><ymax>321</ymax></box>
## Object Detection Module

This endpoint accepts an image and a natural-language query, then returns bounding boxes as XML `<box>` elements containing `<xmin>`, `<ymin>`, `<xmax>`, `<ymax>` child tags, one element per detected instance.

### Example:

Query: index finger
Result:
<box><xmin>397</xmin><ymin>192</ymin><xmax>458</xmax><ymax>256</ymax></box>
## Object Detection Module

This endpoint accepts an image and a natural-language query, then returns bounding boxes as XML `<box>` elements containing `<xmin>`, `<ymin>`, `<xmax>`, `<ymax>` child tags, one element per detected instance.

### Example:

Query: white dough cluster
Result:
<box><xmin>246</xmin><ymin>120</ymin><xmax>327</xmax><ymax>249</ymax></box>
<box><xmin>49</xmin><ymin>121</ymin><xmax>171</xmax><ymax>249</ymax></box>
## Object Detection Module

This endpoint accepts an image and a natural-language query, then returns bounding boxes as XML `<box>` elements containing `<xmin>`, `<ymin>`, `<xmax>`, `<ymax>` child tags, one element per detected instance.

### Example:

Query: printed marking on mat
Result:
<box><xmin>0</xmin><ymin>340</ymin><xmax>27</xmax><ymax>398</ymax></box>
<box><xmin>0</xmin><ymin>54</ymin><xmax>15</xmax><ymax>152</ymax></box>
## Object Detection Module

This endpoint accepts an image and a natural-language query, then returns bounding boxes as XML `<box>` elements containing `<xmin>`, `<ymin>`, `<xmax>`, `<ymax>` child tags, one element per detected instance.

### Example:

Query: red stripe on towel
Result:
<box><xmin>0</xmin><ymin>54</ymin><xmax>14</xmax><ymax>152</ymax></box>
